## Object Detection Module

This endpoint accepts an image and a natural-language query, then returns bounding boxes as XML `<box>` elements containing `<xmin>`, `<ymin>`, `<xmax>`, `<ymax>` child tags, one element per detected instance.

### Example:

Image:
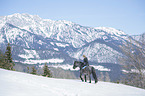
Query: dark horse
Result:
<box><xmin>73</xmin><ymin>61</ymin><xmax>98</xmax><ymax>83</ymax></box>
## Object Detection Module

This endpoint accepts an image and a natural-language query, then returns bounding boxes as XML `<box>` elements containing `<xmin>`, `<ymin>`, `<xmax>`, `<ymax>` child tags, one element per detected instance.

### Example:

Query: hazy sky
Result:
<box><xmin>0</xmin><ymin>0</ymin><xmax>145</xmax><ymax>35</ymax></box>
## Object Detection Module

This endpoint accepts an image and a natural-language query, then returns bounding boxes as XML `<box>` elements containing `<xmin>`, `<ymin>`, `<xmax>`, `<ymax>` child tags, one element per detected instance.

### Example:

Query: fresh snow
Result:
<box><xmin>0</xmin><ymin>68</ymin><xmax>145</xmax><ymax>96</ymax></box>
<box><xmin>93</xmin><ymin>65</ymin><xmax>111</xmax><ymax>71</ymax></box>
<box><xmin>0</xmin><ymin>13</ymin><xmax>127</xmax><ymax>49</ymax></box>
<box><xmin>95</xmin><ymin>27</ymin><xmax>126</xmax><ymax>36</ymax></box>
<box><xmin>50</xmin><ymin>42</ymin><xmax>55</xmax><ymax>45</ymax></box>
<box><xmin>0</xmin><ymin>35</ymin><xmax>5</xmax><ymax>43</ymax></box>
<box><xmin>53</xmin><ymin>48</ymin><xmax>59</xmax><ymax>51</ymax></box>
<box><xmin>69</xmin><ymin>42</ymin><xmax>120</xmax><ymax>63</ymax></box>
<box><xmin>49</xmin><ymin>64</ymin><xmax>80</xmax><ymax>71</ymax></box>
<box><xmin>19</xmin><ymin>58</ymin><xmax>64</xmax><ymax>64</ymax></box>
<box><xmin>46</xmin><ymin>64</ymin><xmax>110</xmax><ymax>71</ymax></box>
<box><xmin>18</xmin><ymin>49</ymin><xmax>40</xmax><ymax>60</ymax></box>
<box><xmin>56</xmin><ymin>43</ymin><xmax>69</xmax><ymax>47</ymax></box>
<box><xmin>0</xmin><ymin>13</ymin><xmax>131</xmax><ymax>64</ymax></box>
<box><xmin>122</xmin><ymin>69</ymin><xmax>145</xmax><ymax>74</ymax></box>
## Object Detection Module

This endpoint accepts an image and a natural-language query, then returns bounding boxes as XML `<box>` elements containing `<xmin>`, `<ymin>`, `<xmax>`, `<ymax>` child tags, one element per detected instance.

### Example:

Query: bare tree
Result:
<box><xmin>99</xmin><ymin>72</ymin><xmax>105</xmax><ymax>81</ymax></box>
<box><xmin>105</xmin><ymin>72</ymin><xmax>111</xmax><ymax>82</ymax></box>
<box><xmin>119</xmin><ymin>35</ymin><xmax>145</xmax><ymax>88</ymax></box>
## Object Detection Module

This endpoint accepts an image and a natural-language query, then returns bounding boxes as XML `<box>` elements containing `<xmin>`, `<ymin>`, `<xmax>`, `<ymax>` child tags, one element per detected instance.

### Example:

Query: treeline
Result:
<box><xmin>0</xmin><ymin>43</ymin><xmax>52</xmax><ymax>77</ymax></box>
<box><xmin>0</xmin><ymin>43</ymin><xmax>14</xmax><ymax>70</ymax></box>
<box><xmin>0</xmin><ymin>43</ymin><xmax>74</xmax><ymax>79</ymax></box>
<box><xmin>28</xmin><ymin>63</ymin><xmax>52</xmax><ymax>77</ymax></box>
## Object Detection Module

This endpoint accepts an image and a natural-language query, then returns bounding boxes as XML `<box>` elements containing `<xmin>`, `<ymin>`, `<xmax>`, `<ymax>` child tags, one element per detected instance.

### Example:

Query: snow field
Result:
<box><xmin>0</xmin><ymin>68</ymin><xmax>145</xmax><ymax>96</ymax></box>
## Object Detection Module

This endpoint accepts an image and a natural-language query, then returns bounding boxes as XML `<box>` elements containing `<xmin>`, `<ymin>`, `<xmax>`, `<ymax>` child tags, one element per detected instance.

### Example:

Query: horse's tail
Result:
<box><xmin>91</xmin><ymin>67</ymin><xmax>98</xmax><ymax>83</ymax></box>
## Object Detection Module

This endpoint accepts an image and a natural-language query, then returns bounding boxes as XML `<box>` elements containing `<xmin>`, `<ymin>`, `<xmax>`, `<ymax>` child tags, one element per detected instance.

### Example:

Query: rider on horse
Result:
<box><xmin>82</xmin><ymin>55</ymin><xmax>89</xmax><ymax>69</ymax></box>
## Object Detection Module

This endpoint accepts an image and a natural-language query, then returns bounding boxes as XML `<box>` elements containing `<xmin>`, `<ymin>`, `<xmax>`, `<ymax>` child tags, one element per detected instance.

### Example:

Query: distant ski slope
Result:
<box><xmin>0</xmin><ymin>68</ymin><xmax>145</xmax><ymax>96</ymax></box>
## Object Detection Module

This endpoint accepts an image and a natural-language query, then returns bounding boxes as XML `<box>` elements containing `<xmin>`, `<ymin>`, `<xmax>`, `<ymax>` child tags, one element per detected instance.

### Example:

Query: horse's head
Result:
<box><xmin>73</xmin><ymin>61</ymin><xmax>80</xmax><ymax>69</ymax></box>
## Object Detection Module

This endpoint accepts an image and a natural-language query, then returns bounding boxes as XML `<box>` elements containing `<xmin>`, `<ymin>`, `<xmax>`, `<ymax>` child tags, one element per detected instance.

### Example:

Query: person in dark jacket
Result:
<box><xmin>82</xmin><ymin>55</ymin><xmax>89</xmax><ymax>69</ymax></box>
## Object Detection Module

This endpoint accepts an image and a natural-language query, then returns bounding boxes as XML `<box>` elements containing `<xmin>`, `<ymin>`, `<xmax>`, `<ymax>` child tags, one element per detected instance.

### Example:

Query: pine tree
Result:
<box><xmin>31</xmin><ymin>66</ymin><xmax>37</xmax><ymax>75</ymax></box>
<box><xmin>4</xmin><ymin>43</ymin><xmax>14</xmax><ymax>70</ymax></box>
<box><xmin>0</xmin><ymin>51</ymin><xmax>5</xmax><ymax>68</ymax></box>
<box><xmin>5</xmin><ymin>43</ymin><xmax>12</xmax><ymax>63</ymax></box>
<box><xmin>43</xmin><ymin>62</ymin><xmax>52</xmax><ymax>77</ymax></box>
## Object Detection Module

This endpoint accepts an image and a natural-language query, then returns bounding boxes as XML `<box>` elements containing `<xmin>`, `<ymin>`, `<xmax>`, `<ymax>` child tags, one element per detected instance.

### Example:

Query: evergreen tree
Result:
<box><xmin>43</xmin><ymin>62</ymin><xmax>52</xmax><ymax>77</ymax></box>
<box><xmin>5</xmin><ymin>43</ymin><xmax>13</xmax><ymax>63</ymax></box>
<box><xmin>4</xmin><ymin>43</ymin><xmax>14</xmax><ymax>70</ymax></box>
<box><xmin>31</xmin><ymin>66</ymin><xmax>37</xmax><ymax>75</ymax></box>
<box><xmin>0</xmin><ymin>51</ymin><xmax>5</xmax><ymax>68</ymax></box>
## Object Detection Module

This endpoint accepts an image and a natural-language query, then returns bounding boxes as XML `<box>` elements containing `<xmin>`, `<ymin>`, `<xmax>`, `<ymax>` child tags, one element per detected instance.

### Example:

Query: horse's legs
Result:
<box><xmin>84</xmin><ymin>75</ymin><xmax>87</xmax><ymax>82</ymax></box>
<box><xmin>88</xmin><ymin>74</ymin><xmax>91</xmax><ymax>83</ymax></box>
<box><xmin>80</xmin><ymin>72</ymin><xmax>84</xmax><ymax>82</ymax></box>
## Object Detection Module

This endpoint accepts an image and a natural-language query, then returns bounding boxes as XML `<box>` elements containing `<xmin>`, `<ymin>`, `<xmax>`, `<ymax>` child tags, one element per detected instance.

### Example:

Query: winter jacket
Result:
<box><xmin>83</xmin><ymin>57</ymin><xmax>89</xmax><ymax>66</ymax></box>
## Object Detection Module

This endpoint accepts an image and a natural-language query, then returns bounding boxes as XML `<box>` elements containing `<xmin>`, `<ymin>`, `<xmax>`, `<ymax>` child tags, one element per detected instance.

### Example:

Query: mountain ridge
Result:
<box><xmin>0</xmin><ymin>13</ymin><xmax>131</xmax><ymax>65</ymax></box>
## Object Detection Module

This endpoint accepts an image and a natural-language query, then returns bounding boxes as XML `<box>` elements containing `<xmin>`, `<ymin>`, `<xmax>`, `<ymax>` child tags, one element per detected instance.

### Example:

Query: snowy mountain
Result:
<box><xmin>0</xmin><ymin>13</ymin><xmax>131</xmax><ymax>65</ymax></box>
<box><xmin>132</xmin><ymin>32</ymin><xmax>145</xmax><ymax>42</ymax></box>
<box><xmin>0</xmin><ymin>68</ymin><xmax>145</xmax><ymax>96</ymax></box>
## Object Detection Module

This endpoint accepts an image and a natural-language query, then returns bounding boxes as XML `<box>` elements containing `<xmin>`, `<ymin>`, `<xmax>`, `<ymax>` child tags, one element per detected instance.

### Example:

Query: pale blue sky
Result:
<box><xmin>0</xmin><ymin>0</ymin><xmax>145</xmax><ymax>35</ymax></box>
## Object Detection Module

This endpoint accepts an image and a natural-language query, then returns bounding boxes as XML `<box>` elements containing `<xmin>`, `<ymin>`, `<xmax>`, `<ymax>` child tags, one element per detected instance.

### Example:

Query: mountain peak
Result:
<box><xmin>95</xmin><ymin>27</ymin><xmax>126</xmax><ymax>36</ymax></box>
<box><xmin>0</xmin><ymin>13</ymin><xmax>130</xmax><ymax>64</ymax></box>
<box><xmin>0</xmin><ymin>13</ymin><xmax>129</xmax><ymax>49</ymax></box>
<box><xmin>7</xmin><ymin>13</ymin><xmax>39</xmax><ymax>18</ymax></box>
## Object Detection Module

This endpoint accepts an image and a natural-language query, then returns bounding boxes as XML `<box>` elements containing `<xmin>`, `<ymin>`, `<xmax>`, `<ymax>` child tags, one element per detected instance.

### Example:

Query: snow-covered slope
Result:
<box><xmin>0</xmin><ymin>13</ymin><xmax>128</xmax><ymax>49</ymax></box>
<box><xmin>1</xmin><ymin>19</ymin><xmax>126</xmax><ymax>48</ymax></box>
<box><xmin>0</xmin><ymin>68</ymin><xmax>145</xmax><ymax>96</ymax></box>
<box><xmin>132</xmin><ymin>32</ymin><xmax>145</xmax><ymax>42</ymax></box>
<box><xmin>68</xmin><ymin>39</ymin><xmax>121</xmax><ymax>63</ymax></box>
